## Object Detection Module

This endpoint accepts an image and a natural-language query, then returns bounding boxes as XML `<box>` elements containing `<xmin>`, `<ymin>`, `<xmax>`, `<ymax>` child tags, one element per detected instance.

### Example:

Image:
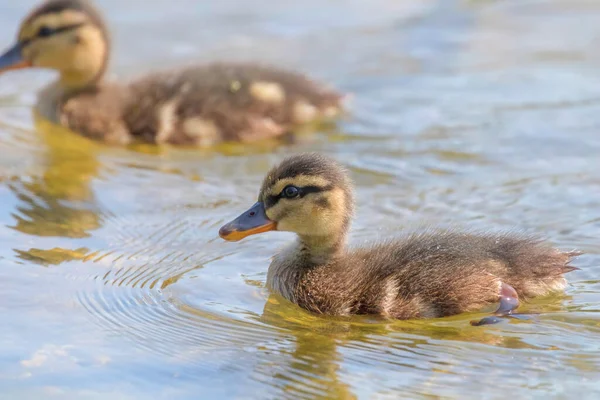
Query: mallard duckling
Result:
<box><xmin>0</xmin><ymin>0</ymin><xmax>343</xmax><ymax>145</ymax></box>
<box><xmin>219</xmin><ymin>153</ymin><xmax>580</xmax><ymax>325</ymax></box>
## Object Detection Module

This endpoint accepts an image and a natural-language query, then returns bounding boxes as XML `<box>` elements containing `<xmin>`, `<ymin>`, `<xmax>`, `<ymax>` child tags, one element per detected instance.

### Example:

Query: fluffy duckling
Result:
<box><xmin>219</xmin><ymin>153</ymin><xmax>580</xmax><ymax>324</ymax></box>
<box><xmin>0</xmin><ymin>0</ymin><xmax>342</xmax><ymax>145</ymax></box>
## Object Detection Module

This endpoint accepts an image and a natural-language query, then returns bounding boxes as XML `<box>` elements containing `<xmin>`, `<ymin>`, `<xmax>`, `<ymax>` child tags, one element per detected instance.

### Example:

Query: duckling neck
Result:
<box><xmin>297</xmin><ymin>233</ymin><xmax>346</xmax><ymax>265</ymax></box>
<box><xmin>36</xmin><ymin>75</ymin><xmax>103</xmax><ymax>124</ymax></box>
<box><xmin>267</xmin><ymin>233</ymin><xmax>346</xmax><ymax>302</ymax></box>
<box><xmin>59</xmin><ymin>71</ymin><xmax>103</xmax><ymax>93</ymax></box>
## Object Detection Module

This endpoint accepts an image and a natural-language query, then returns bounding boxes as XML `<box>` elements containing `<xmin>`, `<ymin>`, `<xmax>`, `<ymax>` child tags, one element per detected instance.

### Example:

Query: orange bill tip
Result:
<box><xmin>0</xmin><ymin>43</ymin><xmax>31</xmax><ymax>74</ymax></box>
<box><xmin>1</xmin><ymin>59</ymin><xmax>32</xmax><ymax>72</ymax></box>
<box><xmin>219</xmin><ymin>202</ymin><xmax>276</xmax><ymax>242</ymax></box>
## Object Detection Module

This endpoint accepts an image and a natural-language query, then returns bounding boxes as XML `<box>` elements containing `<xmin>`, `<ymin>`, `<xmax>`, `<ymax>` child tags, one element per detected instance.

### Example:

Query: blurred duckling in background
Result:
<box><xmin>0</xmin><ymin>0</ymin><xmax>343</xmax><ymax>145</ymax></box>
<box><xmin>219</xmin><ymin>153</ymin><xmax>580</xmax><ymax>325</ymax></box>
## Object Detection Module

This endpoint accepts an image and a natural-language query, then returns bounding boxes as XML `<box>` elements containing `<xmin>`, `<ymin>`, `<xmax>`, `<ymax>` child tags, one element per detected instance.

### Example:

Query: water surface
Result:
<box><xmin>0</xmin><ymin>0</ymin><xmax>599</xmax><ymax>398</ymax></box>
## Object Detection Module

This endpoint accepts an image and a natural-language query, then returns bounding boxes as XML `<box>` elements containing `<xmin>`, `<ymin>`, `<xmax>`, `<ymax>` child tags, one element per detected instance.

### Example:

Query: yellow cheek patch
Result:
<box><xmin>327</xmin><ymin>188</ymin><xmax>346</xmax><ymax>209</ymax></box>
<box><xmin>265</xmin><ymin>202</ymin><xmax>281</xmax><ymax>221</ymax></box>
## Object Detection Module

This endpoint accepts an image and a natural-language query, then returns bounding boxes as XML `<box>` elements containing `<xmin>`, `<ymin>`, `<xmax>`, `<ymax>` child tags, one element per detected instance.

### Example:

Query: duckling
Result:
<box><xmin>0</xmin><ymin>0</ymin><xmax>343</xmax><ymax>145</ymax></box>
<box><xmin>219</xmin><ymin>153</ymin><xmax>580</xmax><ymax>325</ymax></box>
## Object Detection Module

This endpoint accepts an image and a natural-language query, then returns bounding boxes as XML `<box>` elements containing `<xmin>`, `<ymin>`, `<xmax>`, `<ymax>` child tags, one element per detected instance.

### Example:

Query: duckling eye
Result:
<box><xmin>283</xmin><ymin>185</ymin><xmax>300</xmax><ymax>199</ymax></box>
<box><xmin>37</xmin><ymin>26</ymin><xmax>55</xmax><ymax>38</ymax></box>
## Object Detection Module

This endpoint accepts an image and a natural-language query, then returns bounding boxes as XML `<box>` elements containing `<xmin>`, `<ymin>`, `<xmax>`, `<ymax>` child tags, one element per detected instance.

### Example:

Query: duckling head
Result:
<box><xmin>0</xmin><ymin>0</ymin><xmax>109</xmax><ymax>91</ymax></box>
<box><xmin>220</xmin><ymin>153</ymin><xmax>354</xmax><ymax>250</ymax></box>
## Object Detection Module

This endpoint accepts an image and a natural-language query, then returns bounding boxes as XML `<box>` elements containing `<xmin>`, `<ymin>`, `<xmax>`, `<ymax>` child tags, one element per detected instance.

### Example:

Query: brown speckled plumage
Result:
<box><xmin>59</xmin><ymin>64</ymin><xmax>342</xmax><ymax>145</ymax></box>
<box><xmin>4</xmin><ymin>0</ymin><xmax>343</xmax><ymax>145</ymax></box>
<box><xmin>281</xmin><ymin>231</ymin><xmax>578</xmax><ymax>318</ymax></box>
<box><xmin>221</xmin><ymin>153</ymin><xmax>580</xmax><ymax>320</ymax></box>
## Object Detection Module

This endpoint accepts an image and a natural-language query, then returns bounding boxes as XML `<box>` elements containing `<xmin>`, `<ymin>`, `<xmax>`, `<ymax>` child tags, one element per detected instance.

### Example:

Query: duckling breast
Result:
<box><xmin>58</xmin><ymin>83</ymin><xmax>133</xmax><ymax>144</ymax></box>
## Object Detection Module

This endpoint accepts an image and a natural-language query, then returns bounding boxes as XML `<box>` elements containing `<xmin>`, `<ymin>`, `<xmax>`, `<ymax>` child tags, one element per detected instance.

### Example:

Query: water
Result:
<box><xmin>0</xmin><ymin>0</ymin><xmax>599</xmax><ymax>398</ymax></box>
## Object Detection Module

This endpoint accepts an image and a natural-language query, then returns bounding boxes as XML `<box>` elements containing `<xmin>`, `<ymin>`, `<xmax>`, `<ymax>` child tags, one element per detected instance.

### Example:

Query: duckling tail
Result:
<box><xmin>561</xmin><ymin>250</ymin><xmax>583</xmax><ymax>274</ymax></box>
<box><xmin>561</xmin><ymin>265</ymin><xmax>580</xmax><ymax>274</ymax></box>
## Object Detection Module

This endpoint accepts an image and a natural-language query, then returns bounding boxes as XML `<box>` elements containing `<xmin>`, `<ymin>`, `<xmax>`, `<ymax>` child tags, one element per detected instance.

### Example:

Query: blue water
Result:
<box><xmin>0</xmin><ymin>0</ymin><xmax>599</xmax><ymax>398</ymax></box>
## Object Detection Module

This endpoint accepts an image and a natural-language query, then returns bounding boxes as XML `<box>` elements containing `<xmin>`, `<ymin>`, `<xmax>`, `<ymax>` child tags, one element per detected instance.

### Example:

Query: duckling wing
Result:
<box><xmin>339</xmin><ymin>239</ymin><xmax>502</xmax><ymax>318</ymax></box>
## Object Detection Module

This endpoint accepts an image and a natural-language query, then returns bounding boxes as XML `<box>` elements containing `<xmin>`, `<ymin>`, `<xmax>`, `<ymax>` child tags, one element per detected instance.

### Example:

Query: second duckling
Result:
<box><xmin>0</xmin><ymin>0</ymin><xmax>343</xmax><ymax>145</ymax></box>
<box><xmin>219</xmin><ymin>153</ymin><xmax>580</xmax><ymax>325</ymax></box>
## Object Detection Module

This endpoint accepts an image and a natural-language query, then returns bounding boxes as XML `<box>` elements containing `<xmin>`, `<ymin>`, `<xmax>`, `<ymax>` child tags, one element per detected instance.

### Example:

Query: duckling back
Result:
<box><xmin>289</xmin><ymin>231</ymin><xmax>578</xmax><ymax>319</ymax></box>
<box><xmin>59</xmin><ymin>63</ymin><xmax>343</xmax><ymax>145</ymax></box>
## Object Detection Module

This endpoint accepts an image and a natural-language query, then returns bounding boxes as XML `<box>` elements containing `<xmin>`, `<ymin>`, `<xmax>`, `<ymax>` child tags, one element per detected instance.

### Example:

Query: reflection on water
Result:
<box><xmin>9</xmin><ymin>118</ymin><xmax>102</xmax><ymax>239</ymax></box>
<box><xmin>1</xmin><ymin>0</ymin><xmax>600</xmax><ymax>398</ymax></box>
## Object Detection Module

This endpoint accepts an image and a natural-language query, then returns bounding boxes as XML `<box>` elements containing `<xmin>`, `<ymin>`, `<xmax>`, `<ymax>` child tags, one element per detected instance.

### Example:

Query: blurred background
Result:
<box><xmin>0</xmin><ymin>0</ymin><xmax>599</xmax><ymax>398</ymax></box>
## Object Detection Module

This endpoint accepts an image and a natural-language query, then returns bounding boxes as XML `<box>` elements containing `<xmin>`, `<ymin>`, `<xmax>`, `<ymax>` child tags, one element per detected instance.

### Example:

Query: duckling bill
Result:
<box><xmin>0</xmin><ymin>0</ymin><xmax>343</xmax><ymax>145</ymax></box>
<box><xmin>219</xmin><ymin>153</ymin><xmax>580</xmax><ymax>325</ymax></box>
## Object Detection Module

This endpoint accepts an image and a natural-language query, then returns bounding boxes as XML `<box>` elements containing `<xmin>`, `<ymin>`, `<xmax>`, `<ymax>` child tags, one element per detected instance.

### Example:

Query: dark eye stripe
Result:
<box><xmin>21</xmin><ymin>22</ymin><xmax>86</xmax><ymax>46</ymax></box>
<box><xmin>265</xmin><ymin>184</ymin><xmax>332</xmax><ymax>208</ymax></box>
<box><xmin>297</xmin><ymin>186</ymin><xmax>324</xmax><ymax>197</ymax></box>
<box><xmin>39</xmin><ymin>22</ymin><xmax>86</xmax><ymax>37</ymax></box>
